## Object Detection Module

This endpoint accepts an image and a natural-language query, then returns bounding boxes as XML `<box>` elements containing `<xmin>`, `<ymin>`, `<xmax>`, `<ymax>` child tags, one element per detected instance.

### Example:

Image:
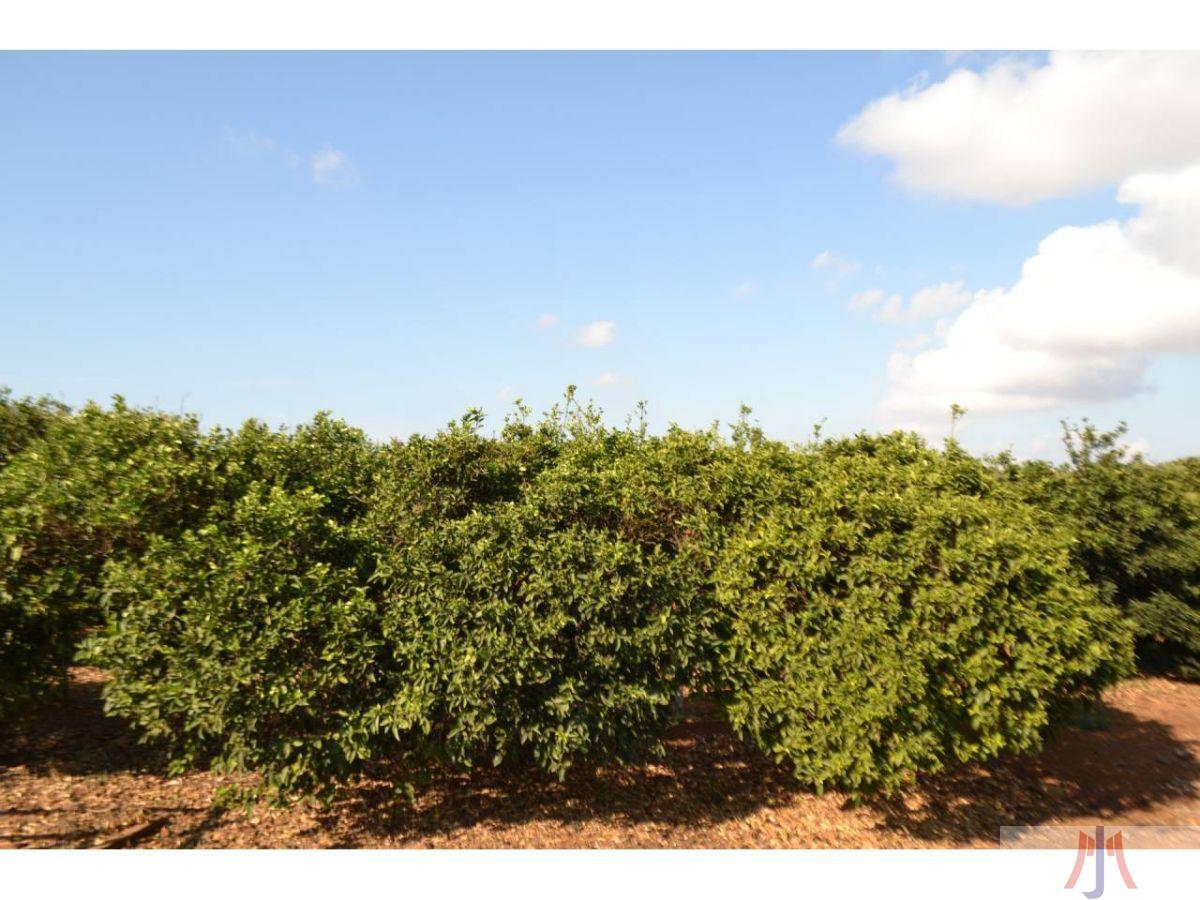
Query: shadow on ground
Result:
<box><xmin>3</xmin><ymin>671</ymin><xmax>1198</xmax><ymax>847</ymax></box>
<box><xmin>0</xmin><ymin>673</ymin><xmax>165</xmax><ymax>778</ymax></box>
<box><xmin>318</xmin><ymin>696</ymin><xmax>1200</xmax><ymax>846</ymax></box>
<box><xmin>871</xmin><ymin>705</ymin><xmax>1200</xmax><ymax>843</ymax></box>
<box><xmin>318</xmin><ymin>708</ymin><xmax>806</xmax><ymax>843</ymax></box>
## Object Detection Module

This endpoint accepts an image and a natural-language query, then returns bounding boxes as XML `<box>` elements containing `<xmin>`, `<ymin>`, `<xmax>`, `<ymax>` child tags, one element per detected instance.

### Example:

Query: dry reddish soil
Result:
<box><xmin>2</xmin><ymin>668</ymin><xmax>1198</xmax><ymax>849</ymax></box>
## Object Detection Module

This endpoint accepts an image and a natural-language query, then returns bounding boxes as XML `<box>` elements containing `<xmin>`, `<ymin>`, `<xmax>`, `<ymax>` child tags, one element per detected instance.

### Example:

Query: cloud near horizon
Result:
<box><xmin>836</xmin><ymin>52</ymin><xmax>1200</xmax><ymax>425</ymax></box>
<box><xmin>881</xmin><ymin>164</ymin><xmax>1200</xmax><ymax>421</ymax></box>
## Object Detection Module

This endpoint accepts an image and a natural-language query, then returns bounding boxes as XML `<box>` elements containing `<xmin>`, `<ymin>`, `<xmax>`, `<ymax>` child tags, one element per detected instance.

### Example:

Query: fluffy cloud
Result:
<box><xmin>848</xmin><ymin>288</ymin><xmax>885</xmax><ymax>310</ymax></box>
<box><xmin>812</xmin><ymin>250</ymin><xmax>859</xmax><ymax>272</ymax></box>
<box><xmin>577</xmin><ymin>320</ymin><xmax>616</xmax><ymax>348</ymax></box>
<box><xmin>849</xmin><ymin>281</ymin><xmax>972</xmax><ymax>323</ymax></box>
<box><xmin>907</xmin><ymin>281</ymin><xmax>973</xmax><ymax>320</ymax></box>
<box><xmin>849</xmin><ymin>288</ymin><xmax>900</xmax><ymax>322</ymax></box>
<box><xmin>838</xmin><ymin>52</ymin><xmax>1200</xmax><ymax>204</ymax></box>
<box><xmin>812</xmin><ymin>250</ymin><xmax>860</xmax><ymax>286</ymax></box>
<box><xmin>894</xmin><ymin>332</ymin><xmax>931</xmax><ymax>353</ymax></box>
<box><xmin>882</xmin><ymin>165</ymin><xmax>1200</xmax><ymax>420</ymax></box>
<box><xmin>536</xmin><ymin>313</ymin><xmax>558</xmax><ymax>329</ymax></box>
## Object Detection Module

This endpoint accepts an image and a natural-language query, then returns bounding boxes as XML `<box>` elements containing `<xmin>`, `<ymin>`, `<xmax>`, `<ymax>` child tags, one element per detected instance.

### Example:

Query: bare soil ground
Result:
<box><xmin>2</xmin><ymin>668</ymin><xmax>1198</xmax><ymax>849</ymax></box>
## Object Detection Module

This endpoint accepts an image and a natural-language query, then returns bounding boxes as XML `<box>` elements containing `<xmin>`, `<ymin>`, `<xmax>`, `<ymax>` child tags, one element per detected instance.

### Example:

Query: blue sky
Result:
<box><xmin>2</xmin><ymin>52</ymin><xmax>1197</xmax><ymax>458</ymax></box>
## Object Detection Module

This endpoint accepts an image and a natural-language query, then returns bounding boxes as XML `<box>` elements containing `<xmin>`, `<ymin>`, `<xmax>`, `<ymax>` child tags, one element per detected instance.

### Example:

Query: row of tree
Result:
<box><xmin>2</xmin><ymin>386</ymin><xmax>1196</xmax><ymax>801</ymax></box>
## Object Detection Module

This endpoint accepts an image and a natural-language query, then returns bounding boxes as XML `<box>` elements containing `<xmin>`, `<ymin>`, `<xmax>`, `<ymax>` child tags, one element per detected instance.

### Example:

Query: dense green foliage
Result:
<box><xmin>366</xmin><ymin>401</ymin><xmax>736</xmax><ymax>787</ymax></box>
<box><xmin>0</xmin><ymin>387</ymin><xmax>69</xmax><ymax>467</ymax></box>
<box><xmin>84</xmin><ymin>415</ymin><xmax>381</xmax><ymax>799</ymax></box>
<box><xmin>993</xmin><ymin>422</ymin><xmax>1200</xmax><ymax>678</ymax></box>
<box><xmin>5</xmin><ymin>386</ymin><xmax>1191</xmax><ymax>801</ymax></box>
<box><xmin>1</xmin><ymin>399</ymin><xmax>216</xmax><ymax>716</ymax></box>
<box><xmin>712</xmin><ymin>434</ymin><xmax>1132</xmax><ymax>794</ymax></box>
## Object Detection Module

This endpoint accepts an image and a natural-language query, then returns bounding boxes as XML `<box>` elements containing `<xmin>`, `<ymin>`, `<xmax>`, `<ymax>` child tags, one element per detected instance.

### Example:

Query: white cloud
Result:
<box><xmin>1119</xmin><ymin>168</ymin><xmax>1200</xmax><ymax>278</ymax></box>
<box><xmin>838</xmin><ymin>52</ymin><xmax>1200</xmax><ymax>204</ymax></box>
<box><xmin>881</xmin><ymin>164</ymin><xmax>1200</xmax><ymax>420</ymax></box>
<box><xmin>895</xmin><ymin>332</ymin><xmax>931</xmax><ymax>353</ymax></box>
<box><xmin>812</xmin><ymin>250</ymin><xmax>861</xmax><ymax>286</ymax></box>
<box><xmin>848</xmin><ymin>288</ymin><xmax>886</xmax><ymax>310</ymax></box>
<box><xmin>732</xmin><ymin>281</ymin><xmax>758</xmax><ymax>299</ymax></box>
<box><xmin>848</xmin><ymin>288</ymin><xmax>903</xmax><ymax>323</ymax></box>
<box><xmin>223</xmin><ymin>127</ymin><xmax>276</xmax><ymax>157</ymax></box>
<box><xmin>812</xmin><ymin>250</ymin><xmax>858</xmax><ymax>272</ymax></box>
<box><xmin>222</xmin><ymin>129</ymin><xmax>357</xmax><ymax>187</ymax></box>
<box><xmin>849</xmin><ymin>282</ymin><xmax>970</xmax><ymax>323</ymax></box>
<box><xmin>577</xmin><ymin>320</ymin><xmax>616</xmax><ymax>348</ymax></box>
<box><xmin>592</xmin><ymin>372</ymin><xmax>631</xmax><ymax>388</ymax></box>
<box><xmin>311</xmin><ymin>144</ymin><xmax>355</xmax><ymax>185</ymax></box>
<box><xmin>876</xmin><ymin>295</ymin><xmax>904</xmax><ymax>323</ymax></box>
<box><xmin>536</xmin><ymin>313</ymin><xmax>558</xmax><ymax>329</ymax></box>
<box><xmin>907</xmin><ymin>281</ymin><xmax>973</xmax><ymax>320</ymax></box>
<box><xmin>497</xmin><ymin>386</ymin><xmax>518</xmax><ymax>401</ymax></box>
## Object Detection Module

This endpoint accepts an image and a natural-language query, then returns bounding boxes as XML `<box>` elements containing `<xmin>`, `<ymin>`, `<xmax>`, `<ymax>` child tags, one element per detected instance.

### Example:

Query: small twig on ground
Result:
<box><xmin>94</xmin><ymin>816</ymin><xmax>170</xmax><ymax>849</ymax></box>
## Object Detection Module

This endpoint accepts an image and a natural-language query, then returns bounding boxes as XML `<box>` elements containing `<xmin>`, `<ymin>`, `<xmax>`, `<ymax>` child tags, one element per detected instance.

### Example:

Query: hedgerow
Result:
<box><xmin>0</xmin><ymin>385</ymin><xmax>1173</xmax><ymax>801</ymax></box>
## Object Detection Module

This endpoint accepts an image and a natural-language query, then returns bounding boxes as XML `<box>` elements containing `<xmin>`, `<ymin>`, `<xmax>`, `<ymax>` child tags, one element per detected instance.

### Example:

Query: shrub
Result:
<box><xmin>82</xmin><ymin>413</ymin><xmax>381</xmax><ymax>800</ymax></box>
<box><xmin>710</xmin><ymin>433</ymin><xmax>1133</xmax><ymax>795</ymax></box>
<box><xmin>995</xmin><ymin>422</ymin><xmax>1200</xmax><ymax>677</ymax></box>
<box><xmin>85</xmin><ymin>398</ymin><xmax>723</xmax><ymax>795</ymax></box>
<box><xmin>213</xmin><ymin>413</ymin><xmax>381</xmax><ymax>525</ymax></box>
<box><xmin>0</xmin><ymin>398</ymin><xmax>216</xmax><ymax>716</ymax></box>
<box><xmin>85</xmin><ymin>486</ymin><xmax>383</xmax><ymax>801</ymax></box>
<box><xmin>374</xmin><ymin>503</ymin><xmax>702</xmax><ymax>778</ymax></box>
<box><xmin>367</xmin><ymin>397</ymin><xmax>718</xmax><ymax>780</ymax></box>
